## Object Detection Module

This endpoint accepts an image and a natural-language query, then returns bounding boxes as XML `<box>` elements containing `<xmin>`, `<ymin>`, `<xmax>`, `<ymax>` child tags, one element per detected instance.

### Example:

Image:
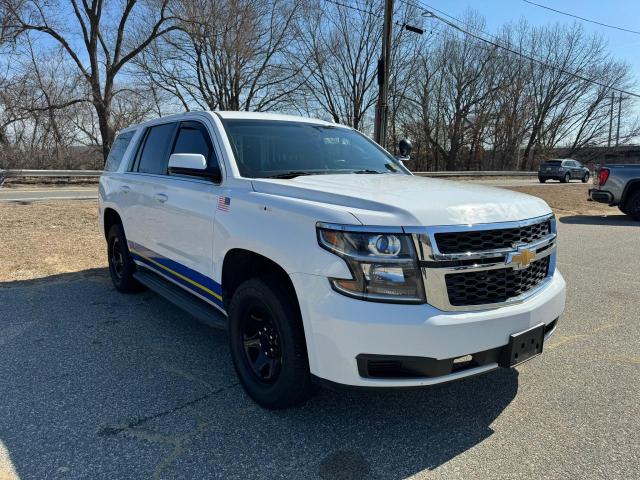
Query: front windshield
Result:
<box><xmin>222</xmin><ymin>119</ymin><xmax>409</xmax><ymax>178</ymax></box>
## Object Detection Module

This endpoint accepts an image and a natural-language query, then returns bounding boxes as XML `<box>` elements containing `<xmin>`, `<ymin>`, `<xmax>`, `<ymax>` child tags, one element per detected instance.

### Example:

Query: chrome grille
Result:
<box><xmin>445</xmin><ymin>257</ymin><xmax>550</xmax><ymax>306</ymax></box>
<box><xmin>435</xmin><ymin>220</ymin><xmax>551</xmax><ymax>254</ymax></box>
<box><xmin>407</xmin><ymin>214</ymin><xmax>557</xmax><ymax>311</ymax></box>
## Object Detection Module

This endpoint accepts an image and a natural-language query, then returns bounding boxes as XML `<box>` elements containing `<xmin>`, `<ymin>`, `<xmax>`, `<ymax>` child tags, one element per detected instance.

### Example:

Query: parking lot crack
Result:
<box><xmin>97</xmin><ymin>382</ymin><xmax>239</xmax><ymax>438</ymax></box>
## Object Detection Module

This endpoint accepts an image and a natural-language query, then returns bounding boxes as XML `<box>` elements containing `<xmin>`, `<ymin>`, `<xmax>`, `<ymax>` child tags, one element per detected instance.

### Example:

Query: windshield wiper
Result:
<box><xmin>264</xmin><ymin>171</ymin><xmax>320</xmax><ymax>179</ymax></box>
<box><xmin>352</xmin><ymin>169</ymin><xmax>386</xmax><ymax>174</ymax></box>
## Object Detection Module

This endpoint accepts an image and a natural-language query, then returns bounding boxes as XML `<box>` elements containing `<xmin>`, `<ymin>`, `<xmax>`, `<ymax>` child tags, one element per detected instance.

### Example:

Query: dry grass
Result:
<box><xmin>0</xmin><ymin>184</ymin><xmax>617</xmax><ymax>282</ymax></box>
<box><xmin>0</xmin><ymin>200</ymin><xmax>106</xmax><ymax>282</ymax></box>
<box><xmin>504</xmin><ymin>183</ymin><xmax>613</xmax><ymax>217</ymax></box>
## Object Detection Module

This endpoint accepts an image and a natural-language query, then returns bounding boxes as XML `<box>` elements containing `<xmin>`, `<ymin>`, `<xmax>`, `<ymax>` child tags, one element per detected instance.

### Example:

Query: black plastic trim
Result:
<box><xmin>354</xmin><ymin>318</ymin><xmax>559</xmax><ymax>380</ymax></box>
<box><xmin>589</xmin><ymin>189</ymin><xmax>614</xmax><ymax>204</ymax></box>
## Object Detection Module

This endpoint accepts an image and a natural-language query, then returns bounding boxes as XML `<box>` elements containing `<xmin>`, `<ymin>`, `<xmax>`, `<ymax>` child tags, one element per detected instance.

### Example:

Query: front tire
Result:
<box><xmin>539</xmin><ymin>177</ymin><xmax>546</xmax><ymax>183</ymax></box>
<box><xmin>107</xmin><ymin>224</ymin><xmax>143</xmax><ymax>293</ymax></box>
<box><xmin>228</xmin><ymin>277</ymin><xmax>311</xmax><ymax>409</ymax></box>
<box><xmin>582</xmin><ymin>172</ymin><xmax>590</xmax><ymax>183</ymax></box>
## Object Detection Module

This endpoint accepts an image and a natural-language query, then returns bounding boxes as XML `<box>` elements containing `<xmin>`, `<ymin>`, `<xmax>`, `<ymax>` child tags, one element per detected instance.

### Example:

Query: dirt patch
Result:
<box><xmin>0</xmin><ymin>200</ymin><xmax>106</xmax><ymax>282</ymax></box>
<box><xmin>0</xmin><ymin>184</ymin><xmax>619</xmax><ymax>283</ymax></box>
<box><xmin>504</xmin><ymin>184</ymin><xmax>614</xmax><ymax>217</ymax></box>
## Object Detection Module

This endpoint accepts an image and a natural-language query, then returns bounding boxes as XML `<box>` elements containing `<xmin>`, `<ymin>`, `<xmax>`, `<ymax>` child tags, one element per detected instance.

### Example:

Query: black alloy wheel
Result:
<box><xmin>228</xmin><ymin>277</ymin><xmax>312</xmax><ymax>409</ymax></box>
<box><xmin>241</xmin><ymin>304</ymin><xmax>282</xmax><ymax>383</ymax></box>
<box><xmin>110</xmin><ymin>236</ymin><xmax>126</xmax><ymax>281</ymax></box>
<box><xmin>107</xmin><ymin>223</ymin><xmax>143</xmax><ymax>293</ymax></box>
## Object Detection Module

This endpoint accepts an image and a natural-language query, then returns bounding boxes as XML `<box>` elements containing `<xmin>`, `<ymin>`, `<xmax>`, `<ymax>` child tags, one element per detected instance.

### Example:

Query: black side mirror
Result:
<box><xmin>397</xmin><ymin>138</ymin><xmax>413</xmax><ymax>161</ymax></box>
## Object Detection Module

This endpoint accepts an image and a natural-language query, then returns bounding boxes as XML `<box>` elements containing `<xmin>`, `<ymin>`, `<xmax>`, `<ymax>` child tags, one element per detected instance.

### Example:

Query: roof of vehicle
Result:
<box><xmin>214</xmin><ymin>110</ymin><xmax>340</xmax><ymax>126</ymax></box>
<box><xmin>116</xmin><ymin>110</ymin><xmax>344</xmax><ymax>135</ymax></box>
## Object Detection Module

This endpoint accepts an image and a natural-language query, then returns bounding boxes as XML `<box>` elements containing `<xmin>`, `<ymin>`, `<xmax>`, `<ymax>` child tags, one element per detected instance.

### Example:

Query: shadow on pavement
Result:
<box><xmin>559</xmin><ymin>214</ymin><xmax>638</xmax><ymax>226</ymax></box>
<box><xmin>0</xmin><ymin>269</ymin><xmax>518</xmax><ymax>479</ymax></box>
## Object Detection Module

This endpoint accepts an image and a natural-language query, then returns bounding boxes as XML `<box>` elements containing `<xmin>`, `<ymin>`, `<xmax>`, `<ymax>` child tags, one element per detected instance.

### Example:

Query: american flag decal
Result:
<box><xmin>217</xmin><ymin>196</ymin><xmax>231</xmax><ymax>212</ymax></box>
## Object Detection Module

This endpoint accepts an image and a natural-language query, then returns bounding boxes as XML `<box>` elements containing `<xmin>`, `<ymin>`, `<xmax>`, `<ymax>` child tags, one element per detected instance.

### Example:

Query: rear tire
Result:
<box><xmin>538</xmin><ymin>178</ymin><xmax>546</xmax><ymax>183</ymax></box>
<box><xmin>582</xmin><ymin>172</ymin><xmax>590</xmax><ymax>183</ymax></box>
<box><xmin>107</xmin><ymin>224</ymin><xmax>144</xmax><ymax>293</ymax></box>
<box><xmin>562</xmin><ymin>173</ymin><xmax>570</xmax><ymax>183</ymax></box>
<box><xmin>624</xmin><ymin>190</ymin><xmax>640</xmax><ymax>221</ymax></box>
<box><xmin>228</xmin><ymin>277</ymin><xmax>311</xmax><ymax>409</ymax></box>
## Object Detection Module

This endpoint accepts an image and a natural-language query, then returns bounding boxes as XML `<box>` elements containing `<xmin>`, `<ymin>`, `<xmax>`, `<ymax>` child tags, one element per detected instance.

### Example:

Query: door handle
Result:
<box><xmin>154</xmin><ymin>193</ymin><xmax>168</xmax><ymax>203</ymax></box>
<box><xmin>119</xmin><ymin>185</ymin><xmax>130</xmax><ymax>194</ymax></box>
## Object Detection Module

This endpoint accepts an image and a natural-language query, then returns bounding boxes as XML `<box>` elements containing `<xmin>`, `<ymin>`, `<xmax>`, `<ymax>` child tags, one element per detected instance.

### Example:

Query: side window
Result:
<box><xmin>170</xmin><ymin>121</ymin><xmax>221</xmax><ymax>180</ymax></box>
<box><xmin>136</xmin><ymin>122</ymin><xmax>177</xmax><ymax>175</ymax></box>
<box><xmin>105</xmin><ymin>131</ymin><xmax>135</xmax><ymax>172</ymax></box>
<box><xmin>173</xmin><ymin>124</ymin><xmax>211</xmax><ymax>158</ymax></box>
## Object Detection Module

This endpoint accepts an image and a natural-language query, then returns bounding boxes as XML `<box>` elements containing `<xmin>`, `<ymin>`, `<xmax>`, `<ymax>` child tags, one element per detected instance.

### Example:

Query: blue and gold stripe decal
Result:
<box><xmin>128</xmin><ymin>241</ymin><xmax>224</xmax><ymax>309</ymax></box>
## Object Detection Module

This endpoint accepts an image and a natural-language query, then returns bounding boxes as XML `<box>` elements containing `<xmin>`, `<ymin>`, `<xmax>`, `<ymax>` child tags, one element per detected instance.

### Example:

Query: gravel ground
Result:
<box><xmin>506</xmin><ymin>184</ymin><xmax>611</xmax><ymax>217</ymax></box>
<box><xmin>0</xmin><ymin>201</ymin><xmax>105</xmax><ymax>282</ymax></box>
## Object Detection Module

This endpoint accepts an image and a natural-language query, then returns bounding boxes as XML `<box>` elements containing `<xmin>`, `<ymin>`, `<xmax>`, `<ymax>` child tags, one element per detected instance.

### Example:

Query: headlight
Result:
<box><xmin>316</xmin><ymin>224</ymin><xmax>426</xmax><ymax>303</ymax></box>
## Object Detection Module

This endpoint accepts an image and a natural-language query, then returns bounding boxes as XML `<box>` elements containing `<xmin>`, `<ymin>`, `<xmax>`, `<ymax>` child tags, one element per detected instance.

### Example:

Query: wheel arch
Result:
<box><xmin>621</xmin><ymin>179</ymin><xmax>640</xmax><ymax>207</ymax></box>
<box><xmin>103</xmin><ymin>207</ymin><xmax>123</xmax><ymax>239</ymax></box>
<box><xmin>221</xmin><ymin>248</ymin><xmax>300</xmax><ymax>314</ymax></box>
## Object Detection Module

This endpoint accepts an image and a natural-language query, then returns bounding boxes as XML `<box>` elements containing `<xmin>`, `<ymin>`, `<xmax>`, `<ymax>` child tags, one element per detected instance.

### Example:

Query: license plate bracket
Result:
<box><xmin>499</xmin><ymin>323</ymin><xmax>545</xmax><ymax>368</ymax></box>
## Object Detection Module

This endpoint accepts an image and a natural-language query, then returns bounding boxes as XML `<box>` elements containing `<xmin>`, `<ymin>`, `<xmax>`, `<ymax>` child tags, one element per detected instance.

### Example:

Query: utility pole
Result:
<box><xmin>374</xmin><ymin>0</ymin><xmax>394</xmax><ymax>148</ymax></box>
<box><xmin>607</xmin><ymin>92</ymin><xmax>615</xmax><ymax>148</ymax></box>
<box><xmin>616</xmin><ymin>94</ymin><xmax>623</xmax><ymax>147</ymax></box>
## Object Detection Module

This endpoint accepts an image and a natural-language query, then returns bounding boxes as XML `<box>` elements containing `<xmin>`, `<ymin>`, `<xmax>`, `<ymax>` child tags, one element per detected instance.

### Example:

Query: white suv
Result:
<box><xmin>99</xmin><ymin>111</ymin><xmax>566</xmax><ymax>409</ymax></box>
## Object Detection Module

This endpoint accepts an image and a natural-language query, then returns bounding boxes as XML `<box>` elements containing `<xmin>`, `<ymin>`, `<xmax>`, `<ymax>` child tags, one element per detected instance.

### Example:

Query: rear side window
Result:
<box><xmin>136</xmin><ymin>123</ymin><xmax>177</xmax><ymax>175</ymax></box>
<box><xmin>105</xmin><ymin>131</ymin><xmax>135</xmax><ymax>172</ymax></box>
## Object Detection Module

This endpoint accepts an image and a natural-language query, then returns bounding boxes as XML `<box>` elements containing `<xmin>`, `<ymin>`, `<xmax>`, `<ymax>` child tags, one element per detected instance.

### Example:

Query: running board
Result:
<box><xmin>133</xmin><ymin>269</ymin><xmax>227</xmax><ymax>330</ymax></box>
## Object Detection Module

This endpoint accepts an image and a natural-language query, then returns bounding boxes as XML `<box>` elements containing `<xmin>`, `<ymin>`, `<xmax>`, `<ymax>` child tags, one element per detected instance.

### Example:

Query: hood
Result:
<box><xmin>251</xmin><ymin>174</ymin><xmax>552</xmax><ymax>226</ymax></box>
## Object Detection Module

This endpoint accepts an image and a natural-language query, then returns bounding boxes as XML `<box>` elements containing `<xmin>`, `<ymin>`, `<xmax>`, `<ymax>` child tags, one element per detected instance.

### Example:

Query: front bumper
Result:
<box><xmin>290</xmin><ymin>270</ymin><xmax>566</xmax><ymax>388</ymax></box>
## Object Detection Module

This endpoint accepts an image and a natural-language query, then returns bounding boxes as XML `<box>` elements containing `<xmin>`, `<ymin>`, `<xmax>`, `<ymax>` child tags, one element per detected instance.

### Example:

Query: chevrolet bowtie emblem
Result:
<box><xmin>510</xmin><ymin>247</ymin><xmax>535</xmax><ymax>268</ymax></box>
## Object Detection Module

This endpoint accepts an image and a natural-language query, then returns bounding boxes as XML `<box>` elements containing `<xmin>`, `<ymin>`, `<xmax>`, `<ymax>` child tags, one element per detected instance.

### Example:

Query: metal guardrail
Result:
<box><xmin>3</xmin><ymin>169</ymin><xmax>103</xmax><ymax>178</ymax></box>
<box><xmin>0</xmin><ymin>169</ymin><xmax>537</xmax><ymax>188</ymax></box>
<box><xmin>1</xmin><ymin>169</ymin><xmax>536</xmax><ymax>179</ymax></box>
<box><xmin>0</xmin><ymin>169</ymin><xmax>102</xmax><ymax>185</ymax></box>
<box><xmin>415</xmin><ymin>171</ymin><xmax>537</xmax><ymax>177</ymax></box>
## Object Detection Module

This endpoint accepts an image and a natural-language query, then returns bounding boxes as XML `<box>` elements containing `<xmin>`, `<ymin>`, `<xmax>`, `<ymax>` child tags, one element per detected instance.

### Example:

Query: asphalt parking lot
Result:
<box><xmin>1</xmin><ymin>201</ymin><xmax>639</xmax><ymax>479</ymax></box>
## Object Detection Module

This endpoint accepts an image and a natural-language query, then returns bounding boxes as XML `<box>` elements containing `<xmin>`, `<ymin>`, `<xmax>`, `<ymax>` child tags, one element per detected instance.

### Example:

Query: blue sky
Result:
<box><xmin>421</xmin><ymin>0</ymin><xmax>640</xmax><ymax>86</ymax></box>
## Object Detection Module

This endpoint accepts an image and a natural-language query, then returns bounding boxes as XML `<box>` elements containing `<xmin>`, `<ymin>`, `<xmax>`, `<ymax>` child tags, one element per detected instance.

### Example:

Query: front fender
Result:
<box><xmin>212</xmin><ymin>190</ymin><xmax>356</xmax><ymax>280</ymax></box>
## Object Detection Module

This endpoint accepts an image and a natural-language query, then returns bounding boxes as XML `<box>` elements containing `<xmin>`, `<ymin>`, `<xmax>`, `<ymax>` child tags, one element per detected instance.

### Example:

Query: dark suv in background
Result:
<box><xmin>538</xmin><ymin>159</ymin><xmax>590</xmax><ymax>183</ymax></box>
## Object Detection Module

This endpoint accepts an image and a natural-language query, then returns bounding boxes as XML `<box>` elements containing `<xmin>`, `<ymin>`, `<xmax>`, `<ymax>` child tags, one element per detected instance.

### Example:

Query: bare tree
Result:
<box><xmin>290</xmin><ymin>0</ymin><xmax>382</xmax><ymax>129</ymax></box>
<box><xmin>136</xmin><ymin>0</ymin><xmax>303</xmax><ymax>112</ymax></box>
<box><xmin>1</xmin><ymin>0</ymin><xmax>178</xmax><ymax>162</ymax></box>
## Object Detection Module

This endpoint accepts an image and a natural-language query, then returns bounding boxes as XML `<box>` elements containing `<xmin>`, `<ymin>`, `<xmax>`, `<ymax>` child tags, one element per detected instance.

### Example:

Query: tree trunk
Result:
<box><xmin>95</xmin><ymin>101</ymin><xmax>114</xmax><ymax>164</ymax></box>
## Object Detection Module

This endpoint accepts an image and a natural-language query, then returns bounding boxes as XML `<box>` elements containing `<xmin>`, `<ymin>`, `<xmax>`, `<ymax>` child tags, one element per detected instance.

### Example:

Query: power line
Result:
<box><xmin>522</xmin><ymin>0</ymin><xmax>640</xmax><ymax>36</ymax></box>
<box><xmin>398</xmin><ymin>0</ymin><xmax>640</xmax><ymax>99</ymax></box>
<box><xmin>321</xmin><ymin>0</ymin><xmax>424</xmax><ymax>33</ymax></box>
